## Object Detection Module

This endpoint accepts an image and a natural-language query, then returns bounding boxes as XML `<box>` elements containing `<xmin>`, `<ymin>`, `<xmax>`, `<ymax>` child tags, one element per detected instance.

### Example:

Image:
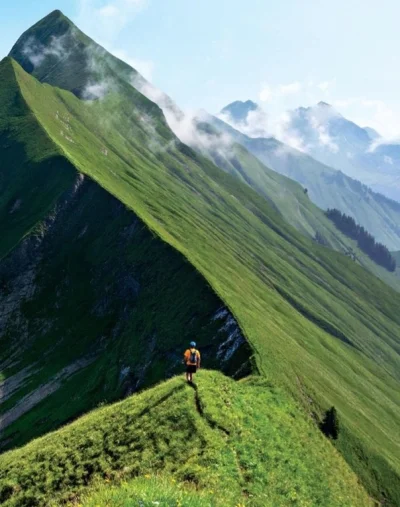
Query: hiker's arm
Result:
<box><xmin>197</xmin><ymin>355</ymin><xmax>201</xmax><ymax>369</ymax></box>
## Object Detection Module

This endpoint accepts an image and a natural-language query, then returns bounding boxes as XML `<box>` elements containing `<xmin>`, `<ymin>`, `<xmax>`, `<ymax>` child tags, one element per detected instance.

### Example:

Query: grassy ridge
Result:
<box><xmin>2</xmin><ymin>55</ymin><xmax>400</xmax><ymax>503</ymax></box>
<box><xmin>0</xmin><ymin>56</ymin><xmax>77</xmax><ymax>259</ymax></box>
<box><xmin>0</xmin><ymin>91</ymin><xmax>251</xmax><ymax>451</ymax></box>
<box><xmin>0</xmin><ymin>371</ymin><xmax>371</xmax><ymax>506</ymax></box>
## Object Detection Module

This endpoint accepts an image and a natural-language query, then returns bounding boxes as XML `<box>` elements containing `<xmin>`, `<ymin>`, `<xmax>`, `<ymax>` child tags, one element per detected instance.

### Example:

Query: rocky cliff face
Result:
<box><xmin>0</xmin><ymin>172</ymin><xmax>252</xmax><ymax>451</ymax></box>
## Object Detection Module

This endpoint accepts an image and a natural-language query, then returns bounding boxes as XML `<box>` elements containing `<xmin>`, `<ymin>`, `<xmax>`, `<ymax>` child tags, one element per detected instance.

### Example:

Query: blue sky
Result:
<box><xmin>1</xmin><ymin>0</ymin><xmax>400</xmax><ymax>138</ymax></box>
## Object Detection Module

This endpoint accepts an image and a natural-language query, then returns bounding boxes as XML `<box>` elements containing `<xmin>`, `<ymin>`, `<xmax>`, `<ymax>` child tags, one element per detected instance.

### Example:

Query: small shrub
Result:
<box><xmin>320</xmin><ymin>406</ymin><xmax>340</xmax><ymax>440</ymax></box>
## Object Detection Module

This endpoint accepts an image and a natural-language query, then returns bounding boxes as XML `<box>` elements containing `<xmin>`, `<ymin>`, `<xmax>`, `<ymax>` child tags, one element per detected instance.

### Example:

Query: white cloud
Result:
<box><xmin>273</xmin><ymin>112</ymin><xmax>308</xmax><ymax>152</ymax></box>
<box><xmin>259</xmin><ymin>85</ymin><xmax>272</xmax><ymax>102</ymax></box>
<box><xmin>316</xmin><ymin>125</ymin><xmax>339</xmax><ymax>153</ymax></box>
<box><xmin>317</xmin><ymin>81</ymin><xmax>330</xmax><ymax>92</ymax></box>
<box><xmin>131</xmin><ymin>75</ymin><xmax>232</xmax><ymax>155</ymax></box>
<box><xmin>111</xmin><ymin>48</ymin><xmax>154</xmax><ymax>81</ymax></box>
<box><xmin>218</xmin><ymin>106</ymin><xmax>270</xmax><ymax>138</ymax></box>
<box><xmin>279</xmin><ymin>81</ymin><xmax>302</xmax><ymax>95</ymax></box>
<box><xmin>22</xmin><ymin>34</ymin><xmax>70</xmax><ymax>68</ymax></box>
<box><xmin>76</xmin><ymin>0</ymin><xmax>148</xmax><ymax>40</ymax></box>
<box><xmin>82</xmin><ymin>80</ymin><xmax>113</xmax><ymax>100</ymax></box>
<box><xmin>218</xmin><ymin>104</ymin><xmax>309</xmax><ymax>152</ymax></box>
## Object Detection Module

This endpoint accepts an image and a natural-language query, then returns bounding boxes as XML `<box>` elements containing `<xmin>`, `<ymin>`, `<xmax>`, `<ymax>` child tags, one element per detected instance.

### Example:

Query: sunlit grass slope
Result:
<box><xmin>0</xmin><ymin>371</ymin><xmax>371</xmax><ymax>507</ymax></box>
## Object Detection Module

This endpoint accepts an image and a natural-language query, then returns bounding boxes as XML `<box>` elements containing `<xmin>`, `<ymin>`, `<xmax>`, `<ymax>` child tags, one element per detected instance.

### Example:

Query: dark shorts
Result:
<box><xmin>186</xmin><ymin>364</ymin><xmax>197</xmax><ymax>374</ymax></box>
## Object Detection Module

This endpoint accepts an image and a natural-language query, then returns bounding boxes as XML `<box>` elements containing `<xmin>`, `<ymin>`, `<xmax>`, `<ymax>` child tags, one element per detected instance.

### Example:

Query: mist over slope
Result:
<box><xmin>1</xmin><ymin>10</ymin><xmax>400</xmax><ymax>505</ymax></box>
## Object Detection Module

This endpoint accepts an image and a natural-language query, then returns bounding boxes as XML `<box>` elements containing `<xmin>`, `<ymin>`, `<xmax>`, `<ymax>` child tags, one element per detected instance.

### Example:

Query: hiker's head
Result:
<box><xmin>190</xmin><ymin>341</ymin><xmax>196</xmax><ymax>348</ymax></box>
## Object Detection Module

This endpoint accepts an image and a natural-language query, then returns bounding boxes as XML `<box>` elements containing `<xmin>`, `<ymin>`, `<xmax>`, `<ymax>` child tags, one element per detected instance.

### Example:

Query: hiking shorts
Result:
<box><xmin>186</xmin><ymin>364</ymin><xmax>197</xmax><ymax>374</ymax></box>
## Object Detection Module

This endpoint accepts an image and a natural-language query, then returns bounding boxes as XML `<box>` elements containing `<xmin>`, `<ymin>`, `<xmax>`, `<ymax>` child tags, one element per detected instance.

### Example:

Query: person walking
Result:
<box><xmin>183</xmin><ymin>341</ymin><xmax>201</xmax><ymax>383</ymax></box>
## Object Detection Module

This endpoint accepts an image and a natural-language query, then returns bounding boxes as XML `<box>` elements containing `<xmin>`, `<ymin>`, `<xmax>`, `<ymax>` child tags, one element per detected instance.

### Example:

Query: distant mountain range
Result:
<box><xmin>220</xmin><ymin>99</ymin><xmax>400</xmax><ymax>203</ymax></box>
<box><xmin>212</xmin><ymin>102</ymin><xmax>400</xmax><ymax>250</ymax></box>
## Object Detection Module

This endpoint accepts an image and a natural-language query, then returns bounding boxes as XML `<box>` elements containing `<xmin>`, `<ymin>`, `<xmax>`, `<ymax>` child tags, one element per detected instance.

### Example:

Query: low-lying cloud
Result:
<box><xmin>22</xmin><ymin>34</ymin><xmax>70</xmax><ymax>68</ymax></box>
<box><xmin>131</xmin><ymin>74</ymin><xmax>234</xmax><ymax>156</ymax></box>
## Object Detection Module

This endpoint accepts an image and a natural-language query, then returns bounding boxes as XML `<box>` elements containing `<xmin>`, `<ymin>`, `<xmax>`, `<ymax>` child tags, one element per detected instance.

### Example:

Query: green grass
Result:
<box><xmin>0</xmin><ymin>15</ymin><xmax>400</xmax><ymax>505</ymax></box>
<box><xmin>82</xmin><ymin>476</ymin><xmax>219</xmax><ymax>507</ymax></box>
<box><xmin>0</xmin><ymin>371</ymin><xmax>372</xmax><ymax>506</ymax></box>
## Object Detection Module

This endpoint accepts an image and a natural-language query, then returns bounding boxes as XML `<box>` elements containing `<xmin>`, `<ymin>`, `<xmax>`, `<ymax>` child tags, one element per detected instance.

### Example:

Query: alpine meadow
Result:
<box><xmin>0</xmin><ymin>7</ymin><xmax>400</xmax><ymax>507</ymax></box>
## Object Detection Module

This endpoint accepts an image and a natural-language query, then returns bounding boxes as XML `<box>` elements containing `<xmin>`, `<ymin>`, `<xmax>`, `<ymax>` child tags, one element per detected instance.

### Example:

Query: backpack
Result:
<box><xmin>190</xmin><ymin>349</ymin><xmax>197</xmax><ymax>364</ymax></box>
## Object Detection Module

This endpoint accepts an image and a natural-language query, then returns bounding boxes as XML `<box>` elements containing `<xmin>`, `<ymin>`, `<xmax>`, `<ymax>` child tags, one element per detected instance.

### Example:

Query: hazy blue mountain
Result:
<box><xmin>221</xmin><ymin>99</ymin><xmax>400</xmax><ymax>203</ymax></box>
<box><xmin>364</xmin><ymin>126</ymin><xmax>381</xmax><ymax>141</ymax></box>
<box><xmin>288</xmin><ymin>102</ymin><xmax>400</xmax><ymax>202</ymax></box>
<box><xmin>220</xmin><ymin>100</ymin><xmax>259</xmax><ymax>124</ymax></box>
<box><xmin>210</xmin><ymin>108</ymin><xmax>400</xmax><ymax>250</ymax></box>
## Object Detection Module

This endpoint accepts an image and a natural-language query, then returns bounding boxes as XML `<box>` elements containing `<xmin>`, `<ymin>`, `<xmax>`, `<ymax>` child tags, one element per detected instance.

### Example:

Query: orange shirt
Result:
<box><xmin>184</xmin><ymin>348</ymin><xmax>201</xmax><ymax>365</ymax></box>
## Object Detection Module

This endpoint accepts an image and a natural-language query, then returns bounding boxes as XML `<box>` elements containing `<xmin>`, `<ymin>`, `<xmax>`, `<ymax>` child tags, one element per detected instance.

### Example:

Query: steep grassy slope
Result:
<box><xmin>3</xmin><ymin>55</ymin><xmax>400</xmax><ymax>504</ymax></box>
<box><xmin>208</xmin><ymin>114</ymin><xmax>400</xmax><ymax>250</ymax></box>
<box><xmin>0</xmin><ymin>371</ymin><xmax>371</xmax><ymax>507</ymax></box>
<box><xmin>0</xmin><ymin>55</ymin><xmax>76</xmax><ymax>260</ymax></box>
<box><xmin>0</xmin><ymin>58</ymin><xmax>251</xmax><ymax>449</ymax></box>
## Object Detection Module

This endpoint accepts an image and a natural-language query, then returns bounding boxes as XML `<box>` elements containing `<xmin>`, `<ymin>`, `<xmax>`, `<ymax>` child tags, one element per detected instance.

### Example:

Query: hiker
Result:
<box><xmin>183</xmin><ymin>341</ymin><xmax>201</xmax><ymax>383</ymax></box>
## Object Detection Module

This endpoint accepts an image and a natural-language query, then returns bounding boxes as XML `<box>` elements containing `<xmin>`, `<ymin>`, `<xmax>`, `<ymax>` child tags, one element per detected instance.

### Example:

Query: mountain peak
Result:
<box><xmin>317</xmin><ymin>101</ymin><xmax>332</xmax><ymax>108</ymax></box>
<box><xmin>220</xmin><ymin>100</ymin><xmax>259</xmax><ymax>123</ymax></box>
<box><xmin>8</xmin><ymin>10</ymin><xmax>102</xmax><ymax>97</ymax></box>
<box><xmin>45</xmin><ymin>9</ymin><xmax>66</xmax><ymax>19</ymax></box>
<box><xmin>27</xmin><ymin>8</ymin><xmax>72</xmax><ymax>34</ymax></box>
<box><xmin>221</xmin><ymin>100</ymin><xmax>258</xmax><ymax>112</ymax></box>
